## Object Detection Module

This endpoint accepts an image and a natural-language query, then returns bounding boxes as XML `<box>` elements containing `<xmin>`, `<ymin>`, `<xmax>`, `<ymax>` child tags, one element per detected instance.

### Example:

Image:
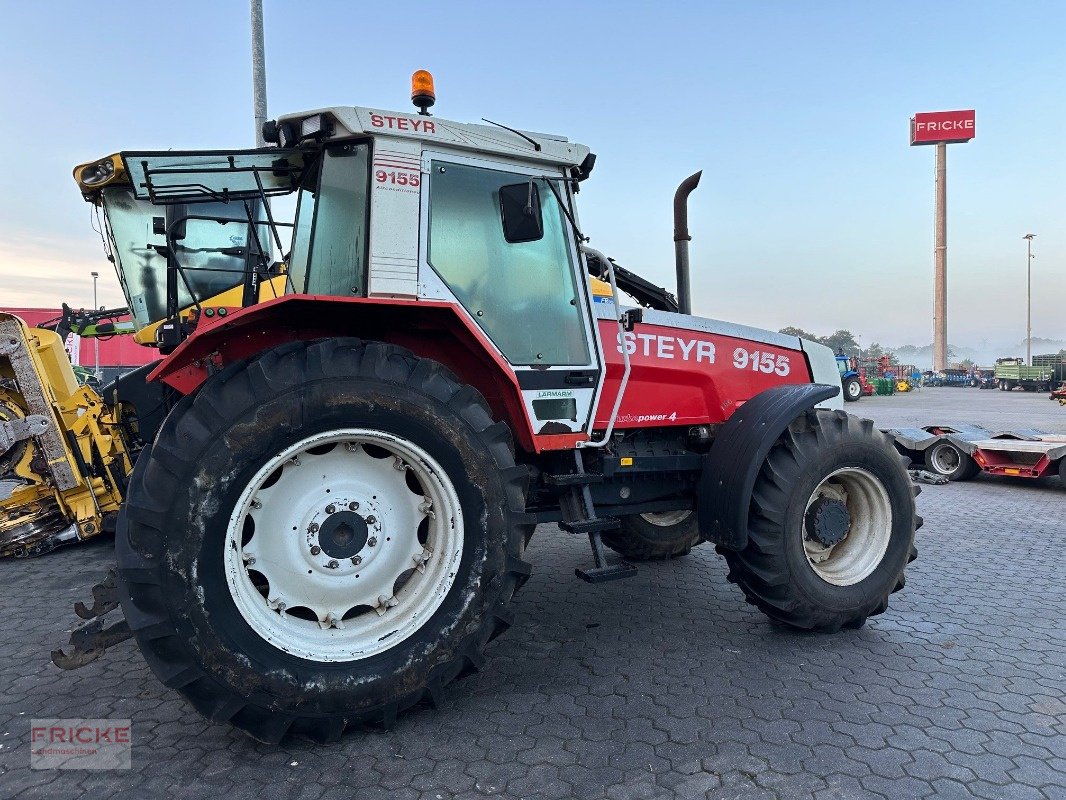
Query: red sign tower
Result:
<box><xmin>910</xmin><ymin>110</ymin><xmax>975</xmax><ymax>372</ymax></box>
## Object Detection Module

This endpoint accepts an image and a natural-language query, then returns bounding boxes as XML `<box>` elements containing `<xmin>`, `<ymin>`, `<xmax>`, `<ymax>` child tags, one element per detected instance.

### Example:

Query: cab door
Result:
<box><xmin>418</xmin><ymin>153</ymin><xmax>602</xmax><ymax>439</ymax></box>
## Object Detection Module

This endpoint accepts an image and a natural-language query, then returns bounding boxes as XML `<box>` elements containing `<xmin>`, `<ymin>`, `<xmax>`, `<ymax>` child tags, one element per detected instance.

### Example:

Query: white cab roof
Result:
<box><xmin>275</xmin><ymin>106</ymin><xmax>590</xmax><ymax>168</ymax></box>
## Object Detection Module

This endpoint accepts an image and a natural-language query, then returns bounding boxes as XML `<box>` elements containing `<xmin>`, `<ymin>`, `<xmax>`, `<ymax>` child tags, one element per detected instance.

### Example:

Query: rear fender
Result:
<box><xmin>697</xmin><ymin>383</ymin><xmax>840</xmax><ymax>550</ymax></box>
<box><xmin>145</xmin><ymin>295</ymin><xmax>544</xmax><ymax>452</ymax></box>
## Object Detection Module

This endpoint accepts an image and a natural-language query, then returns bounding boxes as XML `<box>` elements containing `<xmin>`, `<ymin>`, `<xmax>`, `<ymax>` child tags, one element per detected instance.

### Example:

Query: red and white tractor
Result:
<box><xmin>54</xmin><ymin>73</ymin><xmax>920</xmax><ymax>742</ymax></box>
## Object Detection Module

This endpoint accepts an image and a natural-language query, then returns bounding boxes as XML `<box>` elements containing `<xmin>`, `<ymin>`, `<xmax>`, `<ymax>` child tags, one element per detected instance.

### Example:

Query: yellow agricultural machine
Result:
<box><xmin>0</xmin><ymin>314</ymin><xmax>134</xmax><ymax>556</ymax></box>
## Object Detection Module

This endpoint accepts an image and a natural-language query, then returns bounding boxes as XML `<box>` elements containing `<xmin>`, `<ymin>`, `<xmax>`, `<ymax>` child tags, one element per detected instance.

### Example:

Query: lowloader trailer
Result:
<box><xmin>887</xmin><ymin>425</ymin><xmax>1066</xmax><ymax>485</ymax></box>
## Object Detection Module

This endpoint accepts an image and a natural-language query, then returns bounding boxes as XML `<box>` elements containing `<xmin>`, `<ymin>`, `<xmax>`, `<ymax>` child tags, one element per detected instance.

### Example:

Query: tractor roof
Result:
<box><xmin>274</xmin><ymin>106</ymin><xmax>591</xmax><ymax>169</ymax></box>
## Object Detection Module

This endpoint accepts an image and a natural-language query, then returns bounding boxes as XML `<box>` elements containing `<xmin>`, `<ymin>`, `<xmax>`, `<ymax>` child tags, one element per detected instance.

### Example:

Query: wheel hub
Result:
<box><xmin>316</xmin><ymin>511</ymin><xmax>369</xmax><ymax>559</ymax></box>
<box><xmin>801</xmin><ymin>468</ymin><xmax>892</xmax><ymax>586</ymax></box>
<box><xmin>931</xmin><ymin>443</ymin><xmax>960</xmax><ymax>474</ymax></box>
<box><xmin>804</xmin><ymin>496</ymin><xmax>851</xmax><ymax>547</ymax></box>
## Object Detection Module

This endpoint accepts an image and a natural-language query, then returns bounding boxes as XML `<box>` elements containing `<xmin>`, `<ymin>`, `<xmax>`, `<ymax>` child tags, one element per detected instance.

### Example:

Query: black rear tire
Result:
<box><xmin>602</xmin><ymin>510</ymin><xmax>700</xmax><ymax>561</ymax></box>
<box><xmin>721</xmin><ymin>410</ymin><xmax>919</xmax><ymax>632</ymax></box>
<box><xmin>843</xmin><ymin>376</ymin><xmax>862</xmax><ymax>402</ymax></box>
<box><xmin>116</xmin><ymin>339</ymin><xmax>533</xmax><ymax>743</ymax></box>
<box><xmin>923</xmin><ymin>440</ymin><xmax>981</xmax><ymax>481</ymax></box>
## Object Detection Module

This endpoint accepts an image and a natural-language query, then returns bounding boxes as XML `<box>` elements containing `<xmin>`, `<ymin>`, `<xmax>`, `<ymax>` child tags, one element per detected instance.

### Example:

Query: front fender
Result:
<box><xmin>697</xmin><ymin>383</ymin><xmax>840</xmax><ymax>550</ymax></box>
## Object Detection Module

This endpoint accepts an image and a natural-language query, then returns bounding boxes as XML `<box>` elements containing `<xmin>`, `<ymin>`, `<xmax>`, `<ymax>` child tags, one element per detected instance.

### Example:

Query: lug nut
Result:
<box><xmin>348</xmin><ymin>501</ymin><xmax>359</xmax><ymax>511</ymax></box>
<box><xmin>351</xmin><ymin>555</ymin><xmax>362</xmax><ymax>566</ymax></box>
<box><xmin>245</xmin><ymin>556</ymin><xmax>256</xmax><ymax>566</ymax></box>
<box><xmin>326</xmin><ymin>504</ymin><xmax>336</xmax><ymax>514</ymax></box>
<box><xmin>327</xmin><ymin>559</ymin><xmax>339</xmax><ymax>569</ymax></box>
<box><xmin>251</xmin><ymin>499</ymin><xmax>262</xmax><ymax>509</ymax></box>
<box><xmin>308</xmin><ymin>523</ymin><xmax>319</xmax><ymax>533</ymax></box>
<box><xmin>366</xmin><ymin>515</ymin><xmax>377</xmax><ymax>525</ymax></box>
<box><xmin>310</xmin><ymin>545</ymin><xmax>322</xmax><ymax>555</ymax></box>
<box><xmin>368</xmin><ymin>536</ymin><xmax>378</xmax><ymax>547</ymax></box>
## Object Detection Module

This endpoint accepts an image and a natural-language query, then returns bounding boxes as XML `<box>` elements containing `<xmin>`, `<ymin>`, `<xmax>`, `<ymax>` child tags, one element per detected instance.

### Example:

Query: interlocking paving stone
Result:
<box><xmin>0</xmin><ymin>388</ymin><xmax>1063</xmax><ymax>798</ymax></box>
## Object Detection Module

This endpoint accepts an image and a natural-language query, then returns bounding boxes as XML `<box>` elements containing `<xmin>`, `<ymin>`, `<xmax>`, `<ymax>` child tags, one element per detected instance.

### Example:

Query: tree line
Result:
<box><xmin>777</xmin><ymin>328</ymin><xmax>896</xmax><ymax>361</ymax></box>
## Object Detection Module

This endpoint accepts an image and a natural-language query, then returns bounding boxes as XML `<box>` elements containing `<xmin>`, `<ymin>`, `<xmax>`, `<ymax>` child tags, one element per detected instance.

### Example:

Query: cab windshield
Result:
<box><xmin>101</xmin><ymin>190</ymin><xmax>273</xmax><ymax>326</ymax></box>
<box><xmin>98</xmin><ymin>145</ymin><xmax>370</xmax><ymax>329</ymax></box>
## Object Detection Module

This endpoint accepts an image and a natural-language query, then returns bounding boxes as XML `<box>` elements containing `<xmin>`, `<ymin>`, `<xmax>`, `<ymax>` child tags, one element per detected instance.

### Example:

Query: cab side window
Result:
<box><xmin>427</xmin><ymin>161</ymin><xmax>590</xmax><ymax>366</ymax></box>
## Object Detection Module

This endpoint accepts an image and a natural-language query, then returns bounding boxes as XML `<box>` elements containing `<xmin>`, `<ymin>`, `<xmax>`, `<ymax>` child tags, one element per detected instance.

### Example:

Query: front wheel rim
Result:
<box><xmin>223</xmin><ymin>428</ymin><xmax>464</xmax><ymax>663</ymax></box>
<box><xmin>802</xmin><ymin>467</ymin><xmax>892</xmax><ymax>586</ymax></box>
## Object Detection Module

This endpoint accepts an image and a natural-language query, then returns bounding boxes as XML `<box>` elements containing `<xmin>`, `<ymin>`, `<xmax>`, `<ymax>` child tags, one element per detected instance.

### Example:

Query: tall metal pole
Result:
<box><xmin>251</xmin><ymin>0</ymin><xmax>268</xmax><ymax>147</ymax></box>
<box><xmin>91</xmin><ymin>271</ymin><xmax>100</xmax><ymax>380</ymax></box>
<box><xmin>1024</xmin><ymin>233</ymin><xmax>1036</xmax><ymax>365</ymax></box>
<box><xmin>932</xmin><ymin>143</ymin><xmax>948</xmax><ymax>372</ymax></box>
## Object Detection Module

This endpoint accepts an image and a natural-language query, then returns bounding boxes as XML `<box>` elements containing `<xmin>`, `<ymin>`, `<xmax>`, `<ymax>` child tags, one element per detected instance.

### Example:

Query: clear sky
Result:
<box><xmin>1</xmin><ymin>1</ymin><xmax>1062</xmax><ymax>355</ymax></box>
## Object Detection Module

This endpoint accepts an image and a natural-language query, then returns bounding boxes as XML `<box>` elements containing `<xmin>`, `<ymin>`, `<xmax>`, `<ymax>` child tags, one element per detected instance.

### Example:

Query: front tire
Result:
<box><xmin>721</xmin><ymin>410</ymin><xmax>919</xmax><ymax>632</ymax></box>
<box><xmin>602</xmin><ymin>510</ymin><xmax>701</xmax><ymax>561</ymax></box>
<box><xmin>843</xmin><ymin>376</ymin><xmax>862</xmax><ymax>402</ymax></box>
<box><xmin>116</xmin><ymin>339</ymin><xmax>532</xmax><ymax>743</ymax></box>
<box><xmin>924</xmin><ymin>440</ymin><xmax>980</xmax><ymax>481</ymax></box>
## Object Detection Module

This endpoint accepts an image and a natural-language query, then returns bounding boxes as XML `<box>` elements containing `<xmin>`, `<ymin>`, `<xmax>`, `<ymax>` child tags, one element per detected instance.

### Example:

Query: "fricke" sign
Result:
<box><xmin>910</xmin><ymin>110</ymin><xmax>975</xmax><ymax>146</ymax></box>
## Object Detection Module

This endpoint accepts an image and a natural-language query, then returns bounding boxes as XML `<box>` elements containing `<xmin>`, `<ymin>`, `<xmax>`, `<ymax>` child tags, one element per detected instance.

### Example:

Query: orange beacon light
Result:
<box><xmin>411</xmin><ymin>70</ymin><xmax>436</xmax><ymax>115</ymax></box>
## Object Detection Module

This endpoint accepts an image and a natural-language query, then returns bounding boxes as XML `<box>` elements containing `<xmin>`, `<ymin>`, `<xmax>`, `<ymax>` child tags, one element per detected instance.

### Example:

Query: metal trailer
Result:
<box><xmin>947</xmin><ymin>431</ymin><xmax>1066</xmax><ymax>482</ymax></box>
<box><xmin>883</xmin><ymin>424</ymin><xmax>992</xmax><ymax>481</ymax></box>
<box><xmin>1033</xmin><ymin>352</ymin><xmax>1066</xmax><ymax>385</ymax></box>
<box><xmin>994</xmin><ymin>358</ymin><xmax>1055</xmax><ymax>392</ymax></box>
<box><xmin>884</xmin><ymin>424</ymin><xmax>1066</xmax><ymax>485</ymax></box>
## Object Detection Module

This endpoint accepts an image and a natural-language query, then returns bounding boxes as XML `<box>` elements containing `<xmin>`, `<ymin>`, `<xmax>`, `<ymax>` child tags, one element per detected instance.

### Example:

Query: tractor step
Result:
<box><xmin>560</xmin><ymin>517</ymin><xmax>619</xmax><ymax>535</ymax></box>
<box><xmin>576</xmin><ymin>560</ymin><xmax>638</xmax><ymax>583</ymax></box>
<box><xmin>543</xmin><ymin>472</ymin><xmax>604</xmax><ymax>487</ymax></box>
<box><xmin>557</xmin><ymin>451</ymin><xmax>636</xmax><ymax>583</ymax></box>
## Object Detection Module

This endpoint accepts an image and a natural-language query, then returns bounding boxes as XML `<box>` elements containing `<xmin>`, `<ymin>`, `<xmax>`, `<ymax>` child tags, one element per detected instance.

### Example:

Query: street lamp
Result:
<box><xmin>90</xmin><ymin>271</ymin><xmax>100</xmax><ymax>381</ymax></box>
<box><xmin>1023</xmin><ymin>234</ymin><xmax>1035</xmax><ymax>366</ymax></box>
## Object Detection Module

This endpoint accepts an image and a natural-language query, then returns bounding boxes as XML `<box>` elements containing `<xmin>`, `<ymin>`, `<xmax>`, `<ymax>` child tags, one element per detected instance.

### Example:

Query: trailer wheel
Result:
<box><xmin>721</xmin><ymin>410</ymin><xmax>918</xmax><ymax>632</ymax></box>
<box><xmin>1059</xmin><ymin>458</ymin><xmax>1066</xmax><ymax>487</ymax></box>
<box><xmin>842</xmin><ymin>377</ymin><xmax>862</xmax><ymax>402</ymax></box>
<box><xmin>602</xmin><ymin>510</ymin><xmax>701</xmax><ymax>560</ymax></box>
<box><xmin>116</xmin><ymin>339</ymin><xmax>532</xmax><ymax>743</ymax></box>
<box><xmin>923</xmin><ymin>440</ymin><xmax>981</xmax><ymax>481</ymax></box>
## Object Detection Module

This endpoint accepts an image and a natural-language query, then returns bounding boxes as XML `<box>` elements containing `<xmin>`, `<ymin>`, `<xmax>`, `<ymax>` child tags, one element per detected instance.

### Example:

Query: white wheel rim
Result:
<box><xmin>847</xmin><ymin>381</ymin><xmax>861</xmax><ymax>399</ymax></box>
<box><xmin>930</xmin><ymin>443</ymin><xmax>960</xmax><ymax>475</ymax></box>
<box><xmin>802</xmin><ymin>467</ymin><xmax>892</xmax><ymax>586</ymax></box>
<box><xmin>638</xmin><ymin>509</ymin><xmax>692</xmax><ymax>526</ymax></box>
<box><xmin>224</xmin><ymin>429</ymin><xmax>463</xmax><ymax>662</ymax></box>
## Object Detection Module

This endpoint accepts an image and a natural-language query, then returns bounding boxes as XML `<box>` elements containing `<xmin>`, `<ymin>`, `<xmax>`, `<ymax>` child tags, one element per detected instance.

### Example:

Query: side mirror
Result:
<box><xmin>499</xmin><ymin>182</ymin><xmax>543</xmax><ymax>243</ymax></box>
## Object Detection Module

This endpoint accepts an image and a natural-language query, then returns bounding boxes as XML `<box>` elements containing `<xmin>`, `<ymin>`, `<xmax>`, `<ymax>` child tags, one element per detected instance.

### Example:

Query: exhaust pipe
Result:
<box><xmin>673</xmin><ymin>171</ymin><xmax>702</xmax><ymax>316</ymax></box>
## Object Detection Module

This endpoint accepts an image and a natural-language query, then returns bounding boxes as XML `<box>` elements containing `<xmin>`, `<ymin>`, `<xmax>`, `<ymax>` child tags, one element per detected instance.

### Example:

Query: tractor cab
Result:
<box><xmin>74</xmin><ymin>88</ymin><xmax>613</xmax><ymax>434</ymax></box>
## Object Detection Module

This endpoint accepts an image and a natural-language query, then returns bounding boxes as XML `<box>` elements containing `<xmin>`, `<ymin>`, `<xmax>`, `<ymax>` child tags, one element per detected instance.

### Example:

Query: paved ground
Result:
<box><xmin>1</xmin><ymin>389</ymin><xmax>1064</xmax><ymax>799</ymax></box>
<box><xmin>852</xmin><ymin>386</ymin><xmax>1066</xmax><ymax>435</ymax></box>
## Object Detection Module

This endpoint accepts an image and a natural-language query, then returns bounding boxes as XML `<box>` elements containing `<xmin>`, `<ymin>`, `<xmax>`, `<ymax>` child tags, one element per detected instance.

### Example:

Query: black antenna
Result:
<box><xmin>481</xmin><ymin>118</ymin><xmax>542</xmax><ymax>152</ymax></box>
